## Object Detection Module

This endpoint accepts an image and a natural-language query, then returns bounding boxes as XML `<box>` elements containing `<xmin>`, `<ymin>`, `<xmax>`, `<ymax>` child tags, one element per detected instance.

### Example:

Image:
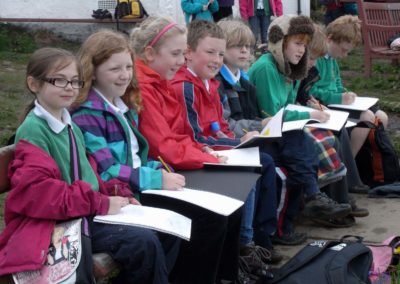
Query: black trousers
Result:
<box><xmin>91</xmin><ymin>221</ymin><xmax>180</xmax><ymax>284</ymax></box>
<box><xmin>213</xmin><ymin>6</ymin><xmax>233</xmax><ymax>22</ymax></box>
<box><xmin>141</xmin><ymin>194</ymin><xmax>241</xmax><ymax>284</ymax></box>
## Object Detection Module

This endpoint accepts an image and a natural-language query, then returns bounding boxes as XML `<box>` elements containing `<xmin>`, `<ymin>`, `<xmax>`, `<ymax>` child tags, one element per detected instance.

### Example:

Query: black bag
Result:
<box><xmin>265</xmin><ymin>237</ymin><xmax>372</xmax><ymax>284</ymax></box>
<box><xmin>356</xmin><ymin>119</ymin><xmax>400</xmax><ymax>187</ymax></box>
<box><xmin>114</xmin><ymin>0</ymin><xmax>145</xmax><ymax>19</ymax></box>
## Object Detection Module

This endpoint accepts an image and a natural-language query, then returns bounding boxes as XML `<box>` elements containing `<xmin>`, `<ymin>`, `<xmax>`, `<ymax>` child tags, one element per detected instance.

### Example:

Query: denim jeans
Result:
<box><xmin>248</xmin><ymin>9</ymin><xmax>271</xmax><ymax>44</ymax></box>
<box><xmin>91</xmin><ymin>221</ymin><xmax>180</xmax><ymax>284</ymax></box>
<box><xmin>261</xmin><ymin>130</ymin><xmax>319</xmax><ymax>197</ymax></box>
<box><xmin>253</xmin><ymin>152</ymin><xmax>278</xmax><ymax>249</ymax></box>
<box><xmin>260</xmin><ymin>130</ymin><xmax>320</xmax><ymax>235</ymax></box>
<box><xmin>240</xmin><ymin>186</ymin><xmax>256</xmax><ymax>246</ymax></box>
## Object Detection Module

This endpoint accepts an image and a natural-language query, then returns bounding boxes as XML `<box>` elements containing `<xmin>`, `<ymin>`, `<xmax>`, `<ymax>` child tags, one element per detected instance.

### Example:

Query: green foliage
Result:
<box><xmin>0</xmin><ymin>23</ymin><xmax>37</xmax><ymax>53</ymax></box>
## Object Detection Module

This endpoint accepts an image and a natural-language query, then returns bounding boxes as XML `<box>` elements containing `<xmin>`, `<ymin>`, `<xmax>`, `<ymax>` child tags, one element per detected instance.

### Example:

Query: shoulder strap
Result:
<box><xmin>67</xmin><ymin>125</ymin><xmax>82</xmax><ymax>181</ymax></box>
<box><xmin>269</xmin><ymin>240</ymin><xmax>338</xmax><ymax>283</ymax></box>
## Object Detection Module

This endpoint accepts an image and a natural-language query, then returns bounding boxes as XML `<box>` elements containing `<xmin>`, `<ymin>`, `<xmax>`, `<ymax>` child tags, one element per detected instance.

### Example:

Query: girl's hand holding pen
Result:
<box><xmin>162</xmin><ymin>169</ymin><xmax>186</xmax><ymax>191</ymax></box>
<box><xmin>108</xmin><ymin>196</ymin><xmax>130</xmax><ymax>214</ymax></box>
<box><xmin>307</xmin><ymin>96</ymin><xmax>328</xmax><ymax>110</ymax></box>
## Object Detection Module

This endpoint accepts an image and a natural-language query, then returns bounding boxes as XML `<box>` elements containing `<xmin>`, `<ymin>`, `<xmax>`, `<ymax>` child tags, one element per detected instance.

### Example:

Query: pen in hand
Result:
<box><xmin>158</xmin><ymin>156</ymin><xmax>172</xmax><ymax>173</ymax></box>
<box><xmin>261</xmin><ymin>109</ymin><xmax>271</xmax><ymax>118</ymax></box>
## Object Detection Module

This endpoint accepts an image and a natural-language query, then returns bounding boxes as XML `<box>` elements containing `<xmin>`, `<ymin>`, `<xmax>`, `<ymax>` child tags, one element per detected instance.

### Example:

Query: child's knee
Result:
<box><xmin>376</xmin><ymin>110</ymin><xmax>389</xmax><ymax>127</ymax></box>
<box><xmin>360</xmin><ymin>110</ymin><xmax>375</xmax><ymax>123</ymax></box>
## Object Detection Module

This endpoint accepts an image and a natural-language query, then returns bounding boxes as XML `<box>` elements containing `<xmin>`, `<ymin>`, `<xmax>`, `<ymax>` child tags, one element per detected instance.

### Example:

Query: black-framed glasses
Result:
<box><xmin>43</xmin><ymin>78</ymin><xmax>84</xmax><ymax>89</ymax></box>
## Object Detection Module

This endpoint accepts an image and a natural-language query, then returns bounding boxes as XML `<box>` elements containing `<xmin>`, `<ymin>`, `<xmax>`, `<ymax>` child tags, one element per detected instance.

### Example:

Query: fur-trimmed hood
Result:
<box><xmin>268</xmin><ymin>15</ymin><xmax>314</xmax><ymax>80</ymax></box>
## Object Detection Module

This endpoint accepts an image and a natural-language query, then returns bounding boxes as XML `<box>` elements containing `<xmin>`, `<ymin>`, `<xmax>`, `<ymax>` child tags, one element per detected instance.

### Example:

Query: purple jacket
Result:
<box><xmin>218</xmin><ymin>0</ymin><xmax>234</xmax><ymax>7</ymax></box>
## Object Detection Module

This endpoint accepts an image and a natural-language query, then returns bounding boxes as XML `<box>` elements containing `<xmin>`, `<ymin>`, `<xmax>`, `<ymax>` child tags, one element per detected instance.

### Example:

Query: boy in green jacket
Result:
<box><xmin>309</xmin><ymin>15</ymin><xmax>389</xmax><ymax>157</ymax></box>
<box><xmin>248</xmin><ymin>15</ymin><xmax>352</xmax><ymax>228</ymax></box>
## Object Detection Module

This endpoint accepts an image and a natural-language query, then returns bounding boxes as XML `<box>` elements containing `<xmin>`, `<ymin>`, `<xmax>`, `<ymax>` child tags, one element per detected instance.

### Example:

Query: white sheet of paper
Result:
<box><xmin>205</xmin><ymin>147</ymin><xmax>261</xmax><ymax>167</ymax></box>
<box><xmin>284</xmin><ymin>104</ymin><xmax>349</xmax><ymax>131</ymax></box>
<box><xmin>94</xmin><ymin>205</ymin><xmax>192</xmax><ymax>241</ymax></box>
<box><xmin>328</xmin><ymin>97</ymin><xmax>379</xmax><ymax>111</ymax></box>
<box><xmin>142</xmin><ymin>188</ymin><xmax>244</xmax><ymax>216</ymax></box>
<box><xmin>260</xmin><ymin>108</ymin><xmax>284</xmax><ymax>137</ymax></box>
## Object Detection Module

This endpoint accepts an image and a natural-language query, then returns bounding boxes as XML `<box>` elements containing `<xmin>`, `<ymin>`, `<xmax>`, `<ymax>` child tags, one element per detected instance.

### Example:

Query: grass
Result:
<box><xmin>0</xmin><ymin>23</ymin><xmax>81</xmax><ymax>147</ymax></box>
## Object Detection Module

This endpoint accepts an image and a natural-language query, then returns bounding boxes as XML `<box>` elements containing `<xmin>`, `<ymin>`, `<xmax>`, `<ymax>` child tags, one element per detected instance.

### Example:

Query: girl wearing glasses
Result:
<box><xmin>0</xmin><ymin>47</ymin><xmax>179</xmax><ymax>283</ymax></box>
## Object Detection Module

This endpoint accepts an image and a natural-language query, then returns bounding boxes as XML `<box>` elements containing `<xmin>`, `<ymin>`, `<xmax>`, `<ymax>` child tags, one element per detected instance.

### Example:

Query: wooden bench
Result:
<box><xmin>0</xmin><ymin>145</ymin><xmax>119</xmax><ymax>283</ymax></box>
<box><xmin>356</xmin><ymin>0</ymin><xmax>400</xmax><ymax>77</ymax></box>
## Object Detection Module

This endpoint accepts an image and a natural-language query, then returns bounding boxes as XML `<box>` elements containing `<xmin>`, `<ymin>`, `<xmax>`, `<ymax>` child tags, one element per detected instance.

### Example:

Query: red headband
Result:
<box><xmin>148</xmin><ymin>22</ymin><xmax>177</xmax><ymax>47</ymax></box>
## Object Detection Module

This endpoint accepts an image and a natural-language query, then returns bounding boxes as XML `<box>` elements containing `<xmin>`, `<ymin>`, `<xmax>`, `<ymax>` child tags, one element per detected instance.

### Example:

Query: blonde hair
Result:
<box><xmin>326</xmin><ymin>15</ymin><xmax>362</xmax><ymax>45</ymax></box>
<box><xmin>21</xmin><ymin>47</ymin><xmax>79</xmax><ymax>123</ymax></box>
<box><xmin>187</xmin><ymin>20</ymin><xmax>225</xmax><ymax>50</ymax></box>
<box><xmin>309</xmin><ymin>24</ymin><xmax>328</xmax><ymax>58</ymax></box>
<box><xmin>75</xmin><ymin>29</ymin><xmax>142</xmax><ymax>111</ymax></box>
<box><xmin>130</xmin><ymin>16</ymin><xmax>186</xmax><ymax>59</ymax></box>
<box><xmin>217</xmin><ymin>18</ymin><xmax>255</xmax><ymax>48</ymax></box>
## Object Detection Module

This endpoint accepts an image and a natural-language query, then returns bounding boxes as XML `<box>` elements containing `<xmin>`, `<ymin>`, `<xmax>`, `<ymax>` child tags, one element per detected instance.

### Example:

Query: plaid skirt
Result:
<box><xmin>303</xmin><ymin>127</ymin><xmax>345</xmax><ymax>182</ymax></box>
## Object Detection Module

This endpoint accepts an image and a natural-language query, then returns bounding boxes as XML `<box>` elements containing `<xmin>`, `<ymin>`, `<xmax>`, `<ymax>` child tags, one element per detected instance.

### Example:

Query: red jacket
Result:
<box><xmin>239</xmin><ymin>0</ymin><xmax>283</xmax><ymax>20</ymax></box>
<box><xmin>171</xmin><ymin>66</ymin><xmax>239</xmax><ymax>150</ymax></box>
<box><xmin>0</xmin><ymin>140</ymin><xmax>131</xmax><ymax>275</ymax></box>
<box><xmin>136</xmin><ymin>59</ymin><xmax>219</xmax><ymax>170</ymax></box>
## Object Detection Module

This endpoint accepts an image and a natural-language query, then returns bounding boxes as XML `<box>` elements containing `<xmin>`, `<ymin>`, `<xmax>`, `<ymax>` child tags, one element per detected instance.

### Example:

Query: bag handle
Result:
<box><xmin>339</xmin><ymin>235</ymin><xmax>364</xmax><ymax>243</ymax></box>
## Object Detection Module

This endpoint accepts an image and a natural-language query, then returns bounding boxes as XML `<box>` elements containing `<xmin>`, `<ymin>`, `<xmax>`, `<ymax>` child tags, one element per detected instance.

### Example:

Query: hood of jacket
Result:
<box><xmin>268</xmin><ymin>14</ymin><xmax>314</xmax><ymax>80</ymax></box>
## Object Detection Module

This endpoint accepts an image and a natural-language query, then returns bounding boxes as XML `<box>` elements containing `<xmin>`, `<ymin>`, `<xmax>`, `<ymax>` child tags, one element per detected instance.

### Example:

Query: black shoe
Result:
<box><xmin>268</xmin><ymin>248</ymin><xmax>283</xmax><ymax>264</ymax></box>
<box><xmin>303</xmin><ymin>192</ymin><xmax>352</xmax><ymax>219</ymax></box>
<box><xmin>240</xmin><ymin>242</ymin><xmax>270</xmax><ymax>268</ymax></box>
<box><xmin>349</xmin><ymin>184</ymin><xmax>370</xmax><ymax>194</ymax></box>
<box><xmin>271</xmin><ymin>231</ymin><xmax>308</xmax><ymax>246</ymax></box>
<box><xmin>311</xmin><ymin>215</ymin><xmax>356</xmax><ymax>228</ymax></box>
<box><xmin>350</xmin><ymin>204</ymin><xmax>369</xmax><ymax>218</ymax></box>
<box><xmin>236</xmin><ymin>256</ymin><xmax>253</xmax><ymax>284</ymax></box>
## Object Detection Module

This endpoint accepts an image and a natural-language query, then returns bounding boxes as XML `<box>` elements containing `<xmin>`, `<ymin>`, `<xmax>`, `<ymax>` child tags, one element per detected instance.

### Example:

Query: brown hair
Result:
<box><xmin>309</xmin><ymin>24</ymin><xmax>328</xmax><ymax>58</ymax></box>
<box><xmin>187</xmin><ymin>20</ymin><xmax>225</xmax><ymax>50</ymax></box>
<box><xmin>130</xmin><ymin>16</ymin><xmax>186</xmax><ymax>60</ymax></box>
<box><xmin>21</xmin><ymin>47</ymin><xmax>79</xmax><ymax>123</ymax></box>
<box><xmin>326</xmin><ymin>15</ymin><xmax>362</xmax><ymax>45</ymax></box>
<box><xmin>283</xmin><ymin>34</ymin><xmax>312</xmax><ymax>51</ymax></box>
<box><xmin>217</xmin><ymin>18</ymin><xmax>255</xmax><ymax>48</ymax></box>
<box><xmin>75</xmin><ymin>29</ymin><xmax>142</xmax><ymax>111</ymax></box>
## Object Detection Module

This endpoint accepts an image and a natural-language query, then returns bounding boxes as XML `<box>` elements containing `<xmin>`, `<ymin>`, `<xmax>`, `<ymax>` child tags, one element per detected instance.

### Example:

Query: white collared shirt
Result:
<box><xmin>224</xmin><ymin>65</ymin><xmax>241</xmax><ymax>84</ymax></box>
<box><xmin>94</xmin><ymin>88</ymin><xmax>142</xmax><ymax>169</ymax></box>
<box><xmin>187</xmin><ymin>67</ymin><xmax>210</xmax><ymax>92</ymax></box>
<box><xmin>33</xmin><ymin>100</ymin><xmax>72</xmax><ymax>134</ymax></box>
<box><xmin>257</xmin><ymin>0</ymin><xmax>264</xmax><ymax>10</ymax></box>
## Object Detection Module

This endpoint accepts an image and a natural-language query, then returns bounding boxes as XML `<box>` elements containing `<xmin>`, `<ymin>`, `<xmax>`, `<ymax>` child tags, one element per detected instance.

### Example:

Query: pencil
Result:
<box><xmin>158</xmin><ymin>156</ymin><xmax>172</xmax><ymax>173</ymax></box>
<box><xmin>242</xmin><ymin>128</ymin><xmax>248</xmax><ymax>133</ymax></box>
<box><xmin>261</xmin><ymin>109</ymin><xmax>271</xmax><ymax>118</ymax></box>
<box><xmin>318</xmin><ymin>101</ymin><xmax>324</xmax><ymax>111</ymax></box>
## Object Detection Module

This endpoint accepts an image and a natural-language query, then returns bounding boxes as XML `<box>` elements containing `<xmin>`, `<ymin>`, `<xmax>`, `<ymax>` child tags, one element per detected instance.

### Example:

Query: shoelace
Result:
<box><xmin>237</xmin><ymin>256</ymin><xmax>251</xmax><ymax>284</ymax></box>
<box><xmin>243</xmin><ymin>245</ymin><xmax>271</xmax><ymax>269</ymax></box>
<box><xmin>317</xmin><ymin>192</ymin><xmax>338</xmax><ymax>204</ymax></box>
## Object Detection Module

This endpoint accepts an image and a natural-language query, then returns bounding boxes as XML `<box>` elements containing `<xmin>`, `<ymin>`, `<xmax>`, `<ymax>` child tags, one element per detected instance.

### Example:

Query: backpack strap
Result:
<box><xmin>326</xmin><ymin>242</ymin><xmax>372</xmax><ymax>283</ymax></box>
<box><xmin>269</xmin><ymin>240</ymin><xmax>338</xmax><ymax>283</ymax></box>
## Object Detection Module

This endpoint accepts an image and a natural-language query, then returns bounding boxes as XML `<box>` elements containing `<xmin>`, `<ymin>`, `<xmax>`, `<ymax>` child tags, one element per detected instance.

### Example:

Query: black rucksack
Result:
<box><xmin>265</xmin><ymin>237</ymin><xmax>372</xmax><ymax>284</ymax></box>
<box><xmin>356</xmin><ymin>119</ymin><xmax>400</xmax><ymax>187</ymax></box>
